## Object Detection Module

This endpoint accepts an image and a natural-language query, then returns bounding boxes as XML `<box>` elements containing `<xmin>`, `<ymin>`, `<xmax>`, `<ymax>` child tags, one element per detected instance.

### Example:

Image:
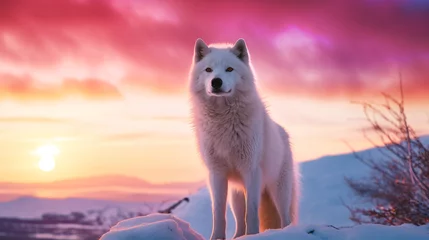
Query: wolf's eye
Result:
<box><xmin>205</xmin><ymin>67</ymin><xmax>213</xmax><ymax>72</ymax></box>
<box><xmin>226</xmin><ymin>67</ymin><xmax>234</xmax><ymax>72</ymax></box>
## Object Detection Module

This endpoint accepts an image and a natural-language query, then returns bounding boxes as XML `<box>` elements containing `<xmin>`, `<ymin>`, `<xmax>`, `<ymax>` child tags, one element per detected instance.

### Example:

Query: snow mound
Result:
<box><xmin>100</xmin><ymin>214</ymin><xmax>429</xmax><ymax>240</ymax></box>
<box><xmin>99</xmin><ymin>213</ymin><xmax>204</xmax><ymax>240</ymax></box>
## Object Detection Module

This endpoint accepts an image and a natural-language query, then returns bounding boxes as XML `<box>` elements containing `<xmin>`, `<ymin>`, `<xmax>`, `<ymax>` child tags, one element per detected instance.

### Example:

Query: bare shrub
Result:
<box><xmin>345</xmin><ymin>76</ymin><xmax>429</xmax><ymax>225</ymax></box>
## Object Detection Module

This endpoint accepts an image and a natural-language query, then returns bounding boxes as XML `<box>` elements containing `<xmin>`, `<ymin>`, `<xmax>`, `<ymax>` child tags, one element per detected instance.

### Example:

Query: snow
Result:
<box><xmin>100</xmin><ymin>213</ymin><xmax>429</xmax><ymax>240</ymax></box>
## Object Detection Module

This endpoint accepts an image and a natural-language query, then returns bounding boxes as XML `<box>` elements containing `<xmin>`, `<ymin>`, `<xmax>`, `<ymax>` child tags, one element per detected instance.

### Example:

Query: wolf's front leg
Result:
<box><xmin>243</xmin><ymin>168</ymin><xmax>262</xmax><ymax>235</ymax></box>
<box><xmin>230</xmin><ymin>189</ymin><xmax>246</xmax><ymax>238</ymax></box>
<box><xmin>209</xmin><ymin>171</ymin><xmax>228</xmax><ymax>240</ymax></box>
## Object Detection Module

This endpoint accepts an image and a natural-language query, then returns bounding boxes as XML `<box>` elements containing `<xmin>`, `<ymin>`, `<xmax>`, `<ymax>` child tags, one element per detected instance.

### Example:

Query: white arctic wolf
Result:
<box><xmin>188</xmin><ymin>38</ymin><xmax>299</xmax><ymax>239</ymax></box>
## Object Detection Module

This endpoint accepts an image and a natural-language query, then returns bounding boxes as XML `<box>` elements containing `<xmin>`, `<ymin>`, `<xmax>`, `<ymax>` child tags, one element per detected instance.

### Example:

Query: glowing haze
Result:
<box><xmin>0</xmin><ymin>0</ymin><xmax>428</xmax><ymax>199</ymax></box>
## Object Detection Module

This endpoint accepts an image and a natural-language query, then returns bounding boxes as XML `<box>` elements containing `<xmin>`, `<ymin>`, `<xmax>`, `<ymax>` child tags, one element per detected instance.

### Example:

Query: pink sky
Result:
<box><xmin>0</xmin><ymin>0</ymin><xmax>428</xmax><ymax>193</ymax></box>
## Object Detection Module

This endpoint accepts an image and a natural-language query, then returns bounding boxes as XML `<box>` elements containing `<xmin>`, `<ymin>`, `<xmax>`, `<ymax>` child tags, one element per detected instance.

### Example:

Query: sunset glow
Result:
<box><xmin>0</xmin><ymin>0</ymin><xmax>428</xmax><ymax>201</ymax></box>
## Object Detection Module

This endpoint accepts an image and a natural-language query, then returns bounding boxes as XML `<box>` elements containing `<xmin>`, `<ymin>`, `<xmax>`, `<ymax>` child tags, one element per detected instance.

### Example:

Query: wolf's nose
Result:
<box><xmin>211</xmin><ymin>78</ymin><xmax>223</xmax><ymax>90</ymax></box>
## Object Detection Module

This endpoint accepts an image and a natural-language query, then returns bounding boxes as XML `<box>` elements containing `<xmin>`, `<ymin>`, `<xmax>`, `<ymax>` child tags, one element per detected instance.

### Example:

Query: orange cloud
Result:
<box><xmin>0</xmin><ymin>116</ymin><xmax>69</xmax><ymax>124</ymax></box>
<box><xmin>0</xmin><ymin>74</ymin><xmax>122</xmax><ymax>101</ymax></box>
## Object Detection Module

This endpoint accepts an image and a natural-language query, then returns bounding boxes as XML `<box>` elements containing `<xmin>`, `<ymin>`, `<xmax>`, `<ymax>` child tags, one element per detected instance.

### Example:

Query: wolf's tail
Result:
<box><xmin>259</xmin><ymin>189</ymin><xmax>281</xmax><ymax>232</ymax></box>
<box><xmin>259</xmin><ymin>165</ymin><xmax>300</xmax><ymax>232</ymax></box>
<box><xmin>290</xmin><ymin>165</ymin><xmax>300</xmax><ymax>225</ymax></box>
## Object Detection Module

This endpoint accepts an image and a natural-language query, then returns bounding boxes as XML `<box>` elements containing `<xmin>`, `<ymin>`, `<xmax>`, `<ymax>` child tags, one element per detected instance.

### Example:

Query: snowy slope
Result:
<box><xmin>300</xmin><ymin>134</ymin><xmax>429</xmax><ymax>225</ymax></box>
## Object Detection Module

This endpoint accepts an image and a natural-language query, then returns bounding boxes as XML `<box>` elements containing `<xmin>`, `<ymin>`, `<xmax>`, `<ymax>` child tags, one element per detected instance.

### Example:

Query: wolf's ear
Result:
<box><xmin>231</xmin><ymin>38</ymin><xmax>249</xmax><ymax>64</ymax></box>
<box><xmin>194</xmin><ymin>38</ymin><xmax>210</xmax><ymax>62</ymax></box>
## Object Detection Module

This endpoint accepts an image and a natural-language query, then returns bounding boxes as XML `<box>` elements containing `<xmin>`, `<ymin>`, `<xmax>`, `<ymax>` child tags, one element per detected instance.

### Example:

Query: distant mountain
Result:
<box><xmin>0</xmin><ymin>174</ymin><xmax>204</xmax><ymax>190</ymax></box>
<box><xmin>0</xmin><ymin>196</ymin><xmax>153</xmax><ymax>218</ymax></box>
<box><xmin>0</xmin><ymin>193</ymin><xmax>23</xmax><ymax>202</ymax></box>
<box><xmin>64</xmin><ymin>190</ymin><xmax>186</xmax><ymax>203</ymax></box>
<box><xmin>0</xmin><ymin>174</ymin><xmax>205</xmax><ymax>202</ymax></box>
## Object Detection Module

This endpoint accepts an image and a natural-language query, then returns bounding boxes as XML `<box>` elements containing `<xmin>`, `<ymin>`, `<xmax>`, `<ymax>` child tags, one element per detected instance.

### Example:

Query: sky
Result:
<box><xmin>0</xmin><ymin>0</ymin><xmax>428</xmax><ymax>194</ymax></box>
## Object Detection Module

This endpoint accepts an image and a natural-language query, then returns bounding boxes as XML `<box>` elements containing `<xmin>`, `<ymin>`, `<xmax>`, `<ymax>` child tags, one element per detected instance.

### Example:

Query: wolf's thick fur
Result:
<box><xmin>188</xmin><ymin>38</ymin><xmax>299</xmax><ymax>239</ymax></box>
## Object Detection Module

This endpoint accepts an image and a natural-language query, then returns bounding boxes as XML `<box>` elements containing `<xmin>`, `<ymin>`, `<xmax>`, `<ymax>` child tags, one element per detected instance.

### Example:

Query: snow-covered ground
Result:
<box><xmin>99</xmin><ymin>213</ymin><xmax>429</xmax><ymax>240</ymax></box>
<box><xmin>100</xmin><ymin>136</ymin><xmax>429</xmax><ymax>239</ymax></box>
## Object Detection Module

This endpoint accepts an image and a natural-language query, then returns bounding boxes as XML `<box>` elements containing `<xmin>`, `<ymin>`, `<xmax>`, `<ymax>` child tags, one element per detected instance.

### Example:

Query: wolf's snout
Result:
<box><xmin>211</xmin><ymin>78</ymin><xmax>223</xmax><ymax>90</ymax></box>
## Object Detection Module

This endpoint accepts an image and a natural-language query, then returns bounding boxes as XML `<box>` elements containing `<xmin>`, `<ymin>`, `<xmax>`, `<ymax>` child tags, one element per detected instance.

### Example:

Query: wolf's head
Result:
<box><xmin>189</xmin><ymin>38</ymin><xmax>255</xmax><ymax>99</ymax></box>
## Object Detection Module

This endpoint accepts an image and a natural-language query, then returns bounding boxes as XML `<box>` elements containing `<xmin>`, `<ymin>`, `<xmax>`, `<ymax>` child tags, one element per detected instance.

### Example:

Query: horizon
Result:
<box><xmin>0</xmin><ymin>173</ymin><xmax>205</xmax><ymax>202</ymax></box>
<box><xmin>2</xmin><ymin>134</ymin><xmax>429</xmax><ymax>203</ymax></box>
<box><xmin>1</xmin><ymin>0</ymin><xmax>428</xmax><ymax>202</ymax></box>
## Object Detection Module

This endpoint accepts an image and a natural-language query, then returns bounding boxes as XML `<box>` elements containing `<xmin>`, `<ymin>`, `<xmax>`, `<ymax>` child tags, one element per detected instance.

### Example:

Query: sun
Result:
<box><xmin>38</xmin><ymin>155</ymin><xmax>56</xmax><ymax>172</ymax></box>
<box><xmin>35</xmin><ymin>144</ymin><xmax>59</xmax><ymax>172</ymax></box>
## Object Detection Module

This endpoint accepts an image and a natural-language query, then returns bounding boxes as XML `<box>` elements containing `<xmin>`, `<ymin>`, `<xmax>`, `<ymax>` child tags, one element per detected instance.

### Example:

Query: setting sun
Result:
<box><xmin>35</xmin><ymin>144</ymin><xmax>60</xmax><ymax>172</ymax></box>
